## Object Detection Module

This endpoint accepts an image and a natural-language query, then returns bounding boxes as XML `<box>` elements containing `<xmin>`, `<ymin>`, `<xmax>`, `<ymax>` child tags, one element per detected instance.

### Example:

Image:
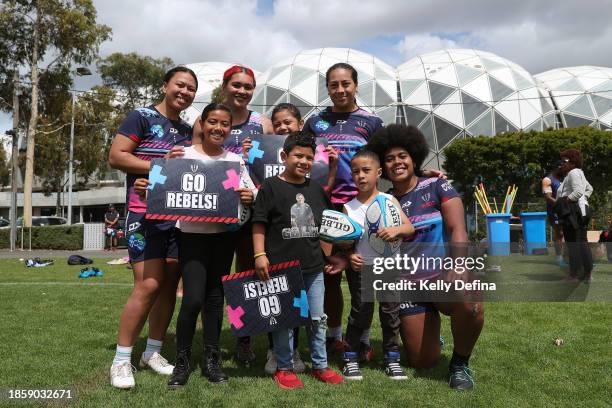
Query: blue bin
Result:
<box><xmin>486</xmin><ymin>213</ymin><xmax>511</xmax><ymax>256</ymax></box>
<box><xmin>520</xmin><ymin>212</ymin><xmax>548</xmax><ymax>255</ymax></box>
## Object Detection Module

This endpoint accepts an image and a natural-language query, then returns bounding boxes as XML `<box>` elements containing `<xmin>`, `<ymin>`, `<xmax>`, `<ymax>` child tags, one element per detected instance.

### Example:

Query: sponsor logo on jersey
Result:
<box><xmin>150</xmin><ymin>124</ymin><xmax>164</xmax><ymax>138</ymax></box>
<box><xmin>315</xmin><ymin>120</ymin><xmax>330</xmax><ymax>131</ymax></box>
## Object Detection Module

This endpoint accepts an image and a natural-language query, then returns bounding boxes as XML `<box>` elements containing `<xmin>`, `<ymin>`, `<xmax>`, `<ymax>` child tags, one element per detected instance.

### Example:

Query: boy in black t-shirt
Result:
<box><xmin>252</xmin><ymin>132</ymin><xmax>344</xmax><ymax>389</ymax></box>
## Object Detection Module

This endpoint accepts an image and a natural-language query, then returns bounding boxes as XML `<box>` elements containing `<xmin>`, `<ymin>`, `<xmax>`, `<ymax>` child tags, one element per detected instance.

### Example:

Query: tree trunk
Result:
<box><xmin>23</xmin><ymin>9</ymin><xmax>41</xmax><ymax>228</ymax></box>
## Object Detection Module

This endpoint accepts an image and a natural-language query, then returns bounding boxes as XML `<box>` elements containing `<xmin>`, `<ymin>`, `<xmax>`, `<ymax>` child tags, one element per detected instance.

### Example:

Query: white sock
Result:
<box><xmin>360</xmin><ymin>328</ymin><xmax>371</xmax><ymax>345</ymax></box>
<box><xmin>327</xmin><ymin>326</ymin><xmax>342</xmax><ymax>340</ymax></box>
<box><xmin>143</xmin><ymin>338</ymin><xmax>163</xmax><ymax>361</ymax></box>
<box><xmin>113</xmin><ymin>345</ymin><xmax>133</xmax><ymax>364</ymax></box>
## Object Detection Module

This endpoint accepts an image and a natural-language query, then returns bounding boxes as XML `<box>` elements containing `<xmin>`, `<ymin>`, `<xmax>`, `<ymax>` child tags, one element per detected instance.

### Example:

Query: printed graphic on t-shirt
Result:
<box><xmin>283</xmin><ymin>193</ymin><xmax>318</xmax><ymax>239</ymax></box>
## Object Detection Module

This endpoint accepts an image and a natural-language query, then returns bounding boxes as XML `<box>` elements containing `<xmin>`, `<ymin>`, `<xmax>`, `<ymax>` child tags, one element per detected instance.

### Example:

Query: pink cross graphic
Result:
<box><xmin>222</xmin><ymin>169</ymin><xmax>241</xmax><ymax>190</ymax></box>
<box><xmin>315</xmin><ymin>144</ymin><xmax>328</xmax><ymax>164</ymax></box>
<box><xmin>227</xmin><ymin>305</ymin><xmax>245</xmax><ymax>329</ymax></box>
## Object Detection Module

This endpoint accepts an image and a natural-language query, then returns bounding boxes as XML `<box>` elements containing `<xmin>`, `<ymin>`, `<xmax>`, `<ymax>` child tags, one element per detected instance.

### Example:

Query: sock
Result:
<box><xmin>143</xmin><ymin>338</ymin><xmax>163</xmax><ymax>361</ymax></box>
<box><xmin>360</xmin><ymin>328</ymin><xmax>371</xmax><ymax>345</ymax></box>
<box><xmin>113</xmin><ymin>345</ymin><xmax>133</xmax><ymax>365</ymax></box>
<box><xmin>327</xmin><ymin>326</ymin><xmax>342</xmax><ymax>341</ymax></box>
<box><xmin>450</xmin><ymin>350</ymin><xmax>471</xmax><ymax>367</ymax></box>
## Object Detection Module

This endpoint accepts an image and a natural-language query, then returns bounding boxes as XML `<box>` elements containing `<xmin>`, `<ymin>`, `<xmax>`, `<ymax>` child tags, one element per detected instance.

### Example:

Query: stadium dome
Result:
<box><xmin>250</xmin><ymin>48</ymin><xmax>399</xmax><ymax>124</ymax></box>
<box><xmin>182</xmin><ymin>61</ymin><xmax>261</xmax><ymax>125</ymax></box>
<box><xmin>397</xmin><ymin>49</ymin><xmax>555</xmax><ymax>169</ymax></box>
<box><xmin>534</xmin><ymin>66</ymin><xmax>612</xmax><ymax>130</ymax></box>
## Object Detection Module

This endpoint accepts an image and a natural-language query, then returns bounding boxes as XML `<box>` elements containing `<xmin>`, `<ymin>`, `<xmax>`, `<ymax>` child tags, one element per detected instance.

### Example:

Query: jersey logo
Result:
<box><xmin>169</xmin><ymin>127</ymin><xmax>178</xmax><ymax>134</ymax></box>
<box><xmin>421</xmin><ymin>193</ymin><xmax>431</xmax><ymax>202</ymax></box>
<box><xmin>315</xmin><ymin>120</ymin><xmax>330</xmax><ymax>131</ymax></box>
<box><xmin>231</xmin><ymin>129</ymin><xmax>243</xmax><ymax>135</ymax></box>
<box><xmin>441</xmin><ymin>181</ymin><xmax>452</xmax><ymax>191</ymax></box>
<box><xmin>150</xmin><ymin>124</ymin><xmax>164</xmax><ymax>138</ymax></box>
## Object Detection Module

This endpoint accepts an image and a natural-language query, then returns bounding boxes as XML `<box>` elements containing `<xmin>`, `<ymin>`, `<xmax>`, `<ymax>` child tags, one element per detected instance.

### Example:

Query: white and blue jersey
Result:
<box><xmin>223</xmin><ymin>110</ymin><xmax>265</xmax><ymax>155</ymax></box>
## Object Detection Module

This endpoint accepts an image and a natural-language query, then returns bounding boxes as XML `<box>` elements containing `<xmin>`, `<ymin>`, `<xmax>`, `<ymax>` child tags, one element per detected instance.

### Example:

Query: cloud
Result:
<box><xmin>395</xmin><ymin>34</ymin><xmax>459</xmax><ymax>62</ymax></box>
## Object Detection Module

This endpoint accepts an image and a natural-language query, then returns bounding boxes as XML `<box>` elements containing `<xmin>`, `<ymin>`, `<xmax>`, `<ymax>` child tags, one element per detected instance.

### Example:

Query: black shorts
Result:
<box><xmin>125</xmin><ymin>212</ymin><xmax>178</xmax><ymax>263</ymax></box>
<box><xmin>398</xmin><ymin>301</ymin><xmax>437</xmax><ymax>317</ymax></box>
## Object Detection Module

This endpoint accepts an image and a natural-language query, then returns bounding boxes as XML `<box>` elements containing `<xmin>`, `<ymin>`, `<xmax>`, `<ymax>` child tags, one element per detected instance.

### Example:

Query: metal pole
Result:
<box><xmin>10</xmin><ymin>71</ymin><xmax>20</xmax><ymax>251</ymax></box>
<box><xmin>67</xmin><ymin>91</ymin><xmax>75</xmax><ymax>225</ymax></box>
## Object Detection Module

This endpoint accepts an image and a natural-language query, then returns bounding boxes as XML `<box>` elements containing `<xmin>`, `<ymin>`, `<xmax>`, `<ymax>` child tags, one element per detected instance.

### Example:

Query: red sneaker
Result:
<box><xmin>274</xmin><ymin>370</ymin><xmax>304</xmax><ymax>389</ymax></box>
<box><xmin>312</xmin><ymin>368</ymin><xmax>344</xmax><ymax>384</ymax></box>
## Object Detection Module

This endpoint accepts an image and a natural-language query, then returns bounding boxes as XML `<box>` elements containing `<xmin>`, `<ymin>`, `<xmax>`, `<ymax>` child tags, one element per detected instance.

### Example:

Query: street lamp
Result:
<box><xmin>67</xmin><ymin>67</ymin><xmax>92</xmax><ymax>225</ymax></box>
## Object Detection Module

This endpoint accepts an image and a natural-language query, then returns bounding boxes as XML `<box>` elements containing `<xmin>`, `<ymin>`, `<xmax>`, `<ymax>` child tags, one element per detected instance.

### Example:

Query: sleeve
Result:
<box><xmin>566</xmin><ymin>170</ymin><xmax>586</xmax><ymax>202</ymax></box>
<box><xmin>436</xmin><ymin>178</ymin><xmax>459</xmax><ymax>204</ymax></box>
<box><xmin>252</xmin><ymin>180</ymin><xmax>272</xmax><ymax>224</ymax></box>
<box><xmin>117</xmin><ymin>110</ymin><xmax>148</xmax><ymax>143</ymax></box>
<box><xmin>302</xmin><ymin>116</ymin><xmax>316</xmax><ymax>135</ymax></box>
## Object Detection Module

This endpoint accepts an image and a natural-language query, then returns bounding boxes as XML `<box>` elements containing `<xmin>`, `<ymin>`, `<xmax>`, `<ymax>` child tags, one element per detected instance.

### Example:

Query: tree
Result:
<box><xmin>97</xmin><ymin>52</ymin><xmax>174</xmax><ymax>114</ymax></box>
<box><xmin>444</xmin><ymin>127</ymin><xmax>612</xmax><ymax>228</ymax></box>
<box><xmin>0</xmin><ymin>0</ymin><xmax>111</xmax><ymax>227</ymax></box>
<box><xmin>0</xmin><ymin>143</ymin><xmax>9</xmax><ymax>188</ymax></box>
<box><xmin>211</xmin><ymin>83</ymin><xmax>224</xmax><ymax>104</ymax></box>
<box><xmin>34</xmin><ymin>85</ymin><xmax>118</xmax><ymax>214</ymax></box>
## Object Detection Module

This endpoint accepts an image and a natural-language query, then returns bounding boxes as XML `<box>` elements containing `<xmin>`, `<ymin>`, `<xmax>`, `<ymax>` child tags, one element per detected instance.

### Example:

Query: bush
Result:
<box><xmin>0</xmin><ymin>225</ymin><xmax>83</xmax><ymax>250</ymax></box>
<box><xmin>444</xmin><ymin>126</ymin><xmax>612</xmax><ymax>229</ymax></box>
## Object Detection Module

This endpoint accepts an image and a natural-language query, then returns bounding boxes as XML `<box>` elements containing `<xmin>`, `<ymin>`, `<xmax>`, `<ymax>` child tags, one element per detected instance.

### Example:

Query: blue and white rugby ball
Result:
<box><xmin>365</xmin><ymin>195</ymin><xmax>402</xmax><ymax>256</ymax></box>
<box><xmin>319</xmin><ymin>210</ymin><xmax>363</xmax><ymax>243</ymax></box>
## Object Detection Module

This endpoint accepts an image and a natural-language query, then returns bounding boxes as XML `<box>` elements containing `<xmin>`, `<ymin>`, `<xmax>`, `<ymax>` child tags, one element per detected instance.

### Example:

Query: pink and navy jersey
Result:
<box><xmin>224</xmin><ymin>110</ymin><xmax>265</xmax><ymax>154</ymax></box>
<box><xmin>392</xmin><ymin>177</ymin><xmax>459</xmax><ymax>279</ymax></box>
<box><xmin>117</xmin><ymin>106</ymin><xmax>192</xmax><ymax>213</ymax></box>
<box><xmin>303</xmin><ymin>107</ymin><xmax>383</xmax><ymax>204</ymax></box>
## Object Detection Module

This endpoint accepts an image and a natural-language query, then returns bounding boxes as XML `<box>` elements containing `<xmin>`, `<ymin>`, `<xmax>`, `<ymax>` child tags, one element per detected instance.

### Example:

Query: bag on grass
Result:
<box><xmin>68</xmin><ymin>255</ymin><xmax>93</xmax><ymax>265</ymax></box>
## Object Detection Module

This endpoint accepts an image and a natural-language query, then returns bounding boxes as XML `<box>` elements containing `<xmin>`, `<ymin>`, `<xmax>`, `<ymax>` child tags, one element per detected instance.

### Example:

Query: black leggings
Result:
<box><xmin>176</xmin><ymin>231</ymin><xmax>236</xmax><ymax>350</ymax></box>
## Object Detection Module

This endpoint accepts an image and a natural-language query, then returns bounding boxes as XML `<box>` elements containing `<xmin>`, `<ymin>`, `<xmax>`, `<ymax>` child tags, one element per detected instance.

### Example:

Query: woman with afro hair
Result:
<box><xmin>366</xmin><ymin>124</ymin><xmax>484</xmax><ymax>391</ymax></box>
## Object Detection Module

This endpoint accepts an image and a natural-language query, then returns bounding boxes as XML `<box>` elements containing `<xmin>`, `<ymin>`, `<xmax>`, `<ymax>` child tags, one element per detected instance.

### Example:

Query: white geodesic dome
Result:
<box><xmin>397</xmin><ymin>49</ymin><xmax>556</xmax><ymax>169</ymax></box>
<box><xmin>250</xmin><ymin>48</ymin><xmax>399</xmax><ymax>124</ymax></box>
<box><xmin>181</xmin><ymin>61</ymin><xmax>261</xmax><ymax>125</ymax></box>
<box><xmin>534</xmin><ymin>66</ymin><xmax>612</xmax><ymax>130</ymax></box>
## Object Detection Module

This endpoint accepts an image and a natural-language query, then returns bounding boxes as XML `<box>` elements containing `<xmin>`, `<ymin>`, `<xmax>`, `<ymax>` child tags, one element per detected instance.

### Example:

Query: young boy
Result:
<box><xmin>341</xmin><ymin>149</ymin><xmax>414</xmax><ymax>381</ymax></box>
<box><xmin>252</xmin><ymin>131</ymin><xmax>344</xmax><ymax>389</ymax></box>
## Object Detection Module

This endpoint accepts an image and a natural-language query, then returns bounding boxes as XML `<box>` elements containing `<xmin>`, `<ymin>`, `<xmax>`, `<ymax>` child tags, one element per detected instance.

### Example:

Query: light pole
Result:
<box><xmin>67</xmin><ymin>67</ymin><xmax>92</xmax><ymax>225</ymax></box>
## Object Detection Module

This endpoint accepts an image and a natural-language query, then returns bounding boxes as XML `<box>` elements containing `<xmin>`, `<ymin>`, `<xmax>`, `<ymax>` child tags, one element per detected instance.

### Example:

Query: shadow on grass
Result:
<box><xmin>412</xmin><ymin>354</ymin><xmax>450</xmax><ymax>382</ymax></box>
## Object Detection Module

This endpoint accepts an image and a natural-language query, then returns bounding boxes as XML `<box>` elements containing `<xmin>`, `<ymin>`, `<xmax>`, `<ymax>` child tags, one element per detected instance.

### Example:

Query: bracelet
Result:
<box><xmin>254</xmin><ymin>252</ymin><xmax>267</xmax><ymax>259</ymax></box>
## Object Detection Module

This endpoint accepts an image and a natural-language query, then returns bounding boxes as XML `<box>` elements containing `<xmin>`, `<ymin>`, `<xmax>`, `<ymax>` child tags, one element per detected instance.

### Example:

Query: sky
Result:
<box><xmin>2</xmin><ymin>0</ymin><xmax>612</xmax><ymax>131</ymax></box>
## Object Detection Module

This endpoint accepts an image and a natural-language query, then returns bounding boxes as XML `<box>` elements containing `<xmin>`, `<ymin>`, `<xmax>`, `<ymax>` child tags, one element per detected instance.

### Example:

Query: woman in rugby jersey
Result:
<box><xmin>107</xmin><ymin>66</ymin><xmax>198</xmax><ymax>389</ymax></box>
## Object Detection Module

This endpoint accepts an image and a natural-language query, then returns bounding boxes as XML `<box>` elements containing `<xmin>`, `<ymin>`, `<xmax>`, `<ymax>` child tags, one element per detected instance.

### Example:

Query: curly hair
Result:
<box><xmin>283</xmin><ymin>130</ymin><xmax>316</xmax><ymax>154</ymax></box>
<box><xmin>366</xmin><ymin>124</ymin><xmax>430</xmax><ymax>178</ymax></box>
<box><xmin>560</xmin><ymin>149</ymin><xmax>583</xmax><ymax>168</ymax></box>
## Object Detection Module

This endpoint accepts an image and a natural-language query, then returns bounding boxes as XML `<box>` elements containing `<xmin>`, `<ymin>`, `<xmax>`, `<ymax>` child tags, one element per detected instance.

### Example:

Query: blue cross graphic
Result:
<box><xmin>148</xmin><ymin>164</ymin><xmax>167</xmax><ymax>190</ymax></box>
<box><xmin>293</xmin><ymin>290</ymin><xmax>309</xmax><ymax>318</ymax></box>
<box><xmin>248</xmin><ymin>140</ymin><xmax>265</xmax><ymax>164</ymax></box>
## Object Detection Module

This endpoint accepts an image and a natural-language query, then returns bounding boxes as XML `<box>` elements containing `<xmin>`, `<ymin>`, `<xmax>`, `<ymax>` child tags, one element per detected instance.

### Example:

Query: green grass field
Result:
<box><xmin>0</xmin><ymin>255</ymin><xmax>610</xmax><ymax>407</ymax></box>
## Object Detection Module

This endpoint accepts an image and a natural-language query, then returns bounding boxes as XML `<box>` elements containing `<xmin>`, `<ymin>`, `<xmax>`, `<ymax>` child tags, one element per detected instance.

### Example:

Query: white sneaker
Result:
<box><xmin>139</xmin><ymin>352</ymin><xmax>174</xmax><ymax>375</ymax></box>
<box><xmin>110</xmin><ymin>361</ymin><xmax>136</xmax><ymax>389</ymax></box>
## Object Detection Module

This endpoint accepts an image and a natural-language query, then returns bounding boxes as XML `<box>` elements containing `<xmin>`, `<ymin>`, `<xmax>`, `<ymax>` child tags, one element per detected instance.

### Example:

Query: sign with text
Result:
<box><xmin>246</xmin><ymin>135</ymin><xmax>329</xmax><ymax>187</ymax></box>
<box><xmin>222</xmin><ymin>260</ymin><xmax>310</xmax><ymax>337</ymax></box>
<box><xmin>145</xmin><ymin>158</ymin><xmax>240</xmax><ymax>223</ymax></box>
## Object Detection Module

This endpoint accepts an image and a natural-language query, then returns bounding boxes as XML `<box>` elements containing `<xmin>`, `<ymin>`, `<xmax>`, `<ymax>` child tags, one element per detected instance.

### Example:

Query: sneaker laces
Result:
<box><xmin>386</xmin><ymin>361</ymin><xmax>404</xmax><ymax>375</ymax></box>
<box><xmin>112</xmin><ymin>362</ymin><xmax>136</xmax><ymax>378</ymax></box>
<box><xmin>149</xmin><ymin>353</ymin><xmax>171</xmax><ymax>368</ymax></box>
<box><xmin>344</xmin><ymin>361</ymin><xmax>360</xmax><ymax>374</ymax></box>
<box><xmin>451</xmin><ymin>365</ymin><xmax>474</xmax><ymax>382</ymax></box>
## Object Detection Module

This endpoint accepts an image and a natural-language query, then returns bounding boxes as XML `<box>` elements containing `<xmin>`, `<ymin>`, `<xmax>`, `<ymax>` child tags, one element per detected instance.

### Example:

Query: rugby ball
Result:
<box><xmin>319</xmin><ymin>210</ymin><xmax>363</xmax><ymax>242</ymax></box>
<box><xmin>365</xmin><ymin>195</ymin><xmax>402</xmax><ymax>256</ymax></box>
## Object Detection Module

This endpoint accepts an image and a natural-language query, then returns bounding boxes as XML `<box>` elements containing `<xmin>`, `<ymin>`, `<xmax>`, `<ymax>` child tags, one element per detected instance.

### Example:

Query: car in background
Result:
<box><xmin>16</xmin><ymin>216</ymin><xmax>68</xmax><ymax>227</ymax></box>
<box><xmin>0</xmin><ymin>217</ymin><xmax>9</xmax><ymax>228</ymax></box>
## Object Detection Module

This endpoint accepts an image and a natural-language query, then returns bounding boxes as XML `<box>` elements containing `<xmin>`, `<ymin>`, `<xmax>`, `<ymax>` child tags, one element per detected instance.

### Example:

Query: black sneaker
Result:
<box><xmin>342</xmin><ymin>352</ymin><xmax>363</xmax><ymax>381</ymax></box>
<box><xmin>383</xmin><ymin>352</ymin><xmax>407</xmax><ymax>380</ymax></box>
<box><xmin>234</xmin><ymin>338</ymin><xmax>256</xmax><ymax>366</ymax></box>
<box><xmin>449</xmin><ymin>364</ymin><xmax>474</xmax><ymax>390</ymax></box>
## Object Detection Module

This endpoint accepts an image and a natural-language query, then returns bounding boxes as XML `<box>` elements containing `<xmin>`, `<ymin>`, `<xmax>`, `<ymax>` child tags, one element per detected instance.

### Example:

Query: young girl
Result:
<box><xmin>137</xmin><ymin>103</ymin><xmax>257</xmax><ymax>388</ymax></box>
<box><xmin>367</xmin><ymin>124</ymin><xmax>483</xmax><ymax>391</ymax></box>
<box><xmin>107</xmin><ymin>66</ymin><xmax>198</xmax><ymax>389</ymax></box>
